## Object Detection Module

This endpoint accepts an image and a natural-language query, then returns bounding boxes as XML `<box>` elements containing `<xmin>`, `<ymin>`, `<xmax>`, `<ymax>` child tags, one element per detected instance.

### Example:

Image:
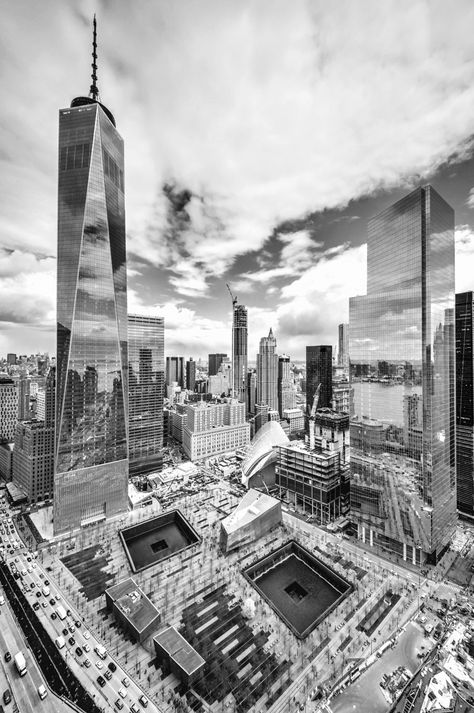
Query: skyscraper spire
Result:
<box><xmin>89</xmin><ymin>14</ymin><xmax>99</xmax><ymax>100</ymax></box>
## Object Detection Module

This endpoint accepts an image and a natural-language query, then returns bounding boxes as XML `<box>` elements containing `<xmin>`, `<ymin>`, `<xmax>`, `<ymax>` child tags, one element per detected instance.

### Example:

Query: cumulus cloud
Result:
<box><xmin>455</xmin><ymin>225</ymin><xmax>474</xmax><ymax>293</ymax></box>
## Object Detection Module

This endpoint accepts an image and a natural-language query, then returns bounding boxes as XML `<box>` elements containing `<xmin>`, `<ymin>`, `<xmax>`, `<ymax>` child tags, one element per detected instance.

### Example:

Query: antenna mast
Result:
<box><xmin>89</xmin><ymin>14</ymin><xmax>99</xmax><ymax>100</ymax></box>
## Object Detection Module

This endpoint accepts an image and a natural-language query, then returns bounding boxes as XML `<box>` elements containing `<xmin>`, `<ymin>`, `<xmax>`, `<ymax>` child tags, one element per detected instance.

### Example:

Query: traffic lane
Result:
<box><xmin>19</xmin><ymin>573</ymin><xmax>140</xmax><ymax>712</ymax></box>
<box><xmin>0</xmin><ymin>593</ymin><xmax>54</xmax><ymax>713</ymax></box>
<box><xmin>22</xmin><ymin>564</ymin><xmax>155</xmax><ymax>710</ymax></box>
<box><xmin>3</xmin><ymin>560</ymin><xmax>109</xmax><ymax>712</ymax></box>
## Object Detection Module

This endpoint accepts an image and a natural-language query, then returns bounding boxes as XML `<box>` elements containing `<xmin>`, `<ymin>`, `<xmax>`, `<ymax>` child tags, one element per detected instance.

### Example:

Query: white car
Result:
<box><xmin>83</xmin><ymin>643</ymin><xmax>90</xmax><ymax>653</ymax></box>
<box><xmin>95</xmin><ymin>661</ymin><xmax>103</xmax><ymax>670</ymax></box>
<box><xmin>122</xmin><ymin>676</ymin><xmax>130</xmax><ymax>687</ymax></box>
<box><xmin>83</xmin><ymin>630</ymin><xmax>90</xmax><ymax>639</ymax></box>
<box><xmin>118</xmin><ymin>688</ymin><xmax>126</xmax><ymax>699</ymax></box>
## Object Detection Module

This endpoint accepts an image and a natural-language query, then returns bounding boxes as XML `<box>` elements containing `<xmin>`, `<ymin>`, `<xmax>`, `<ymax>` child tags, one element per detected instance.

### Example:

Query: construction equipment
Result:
<box><xmin>308</xmin><ymin>383</ymin><xmax>321</xmax><ymax>450</ymax></box>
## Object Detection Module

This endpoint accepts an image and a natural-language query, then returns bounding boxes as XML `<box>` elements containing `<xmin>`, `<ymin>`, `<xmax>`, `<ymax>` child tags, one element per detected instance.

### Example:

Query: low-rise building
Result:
<box><xmin>154</xmin><ymin>626</ymin><xmax>205</xmax><ymax>687</ymax></box>
<box><xmin>105</xmin><ymin>578</ymin><xmax>161</xmax><ymax>643</ymax></box>
<box><xmin>220</xmin><ymin>489</ymin><xmax>282</xmax><ymax>553</ymax></box>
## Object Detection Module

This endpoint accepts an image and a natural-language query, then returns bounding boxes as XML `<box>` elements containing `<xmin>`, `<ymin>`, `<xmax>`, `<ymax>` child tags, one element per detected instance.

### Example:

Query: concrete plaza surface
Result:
<box><xmin>26</xmin><ymin>482</ymin><xmax>433</xmax><ymax>713</ymax></box>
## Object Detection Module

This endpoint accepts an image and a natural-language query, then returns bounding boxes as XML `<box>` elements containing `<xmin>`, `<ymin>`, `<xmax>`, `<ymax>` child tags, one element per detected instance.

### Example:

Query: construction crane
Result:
<box><xmin>308</xmin><ymin>383</ymin><xmax>321</xmax><ymax>451</ymax></box>
<box><xmin>226</xmin><ymin>283</ymin><xmax>237</xmax><ymax>308</ymax></box>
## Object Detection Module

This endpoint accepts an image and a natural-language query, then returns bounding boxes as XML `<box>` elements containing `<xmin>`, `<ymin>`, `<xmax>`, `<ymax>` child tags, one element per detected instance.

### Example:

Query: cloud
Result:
<box><xmin>455</xmin><ymin>225</ymin><xmax>474</xmax><ymax>293</ymax></box>
<box><xmin>467</xmin><ymin>188</ymin><xmax>474</xmax><ymax>209</ymax></box>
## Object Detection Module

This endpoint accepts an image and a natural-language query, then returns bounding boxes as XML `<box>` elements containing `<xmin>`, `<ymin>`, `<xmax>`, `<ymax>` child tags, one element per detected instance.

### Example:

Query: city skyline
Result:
<box><xmin>1</xmin><ymin>2</ymin><xmax>474</xmax><ymax>361</ymax></box>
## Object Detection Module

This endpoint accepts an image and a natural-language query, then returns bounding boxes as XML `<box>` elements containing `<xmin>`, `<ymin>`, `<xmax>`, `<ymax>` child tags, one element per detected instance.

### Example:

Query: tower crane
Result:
<box><xmin>226</xmin><ymin>283</ymin><xmax>237</xmax><ymax>308</ymax></box>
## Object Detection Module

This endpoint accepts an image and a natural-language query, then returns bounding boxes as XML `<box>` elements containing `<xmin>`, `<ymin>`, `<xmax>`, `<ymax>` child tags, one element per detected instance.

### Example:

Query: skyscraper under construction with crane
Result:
<box><xmin>227</xmin><ymin>285</ymin><xmax>248</xmax><ymax>408</ymax></box>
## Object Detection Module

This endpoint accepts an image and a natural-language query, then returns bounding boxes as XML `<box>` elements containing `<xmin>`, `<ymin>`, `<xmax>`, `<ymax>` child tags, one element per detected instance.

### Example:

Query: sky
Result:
<box><xmin>1</xmin><ymin>0</ymin><xmax>474</xmax><ymax>362</ymax></box>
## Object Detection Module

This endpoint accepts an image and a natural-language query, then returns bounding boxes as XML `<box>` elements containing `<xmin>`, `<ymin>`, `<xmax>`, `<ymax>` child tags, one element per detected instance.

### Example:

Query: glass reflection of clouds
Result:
<box><xmin>349</xmin><ymin>186</ymin><xmax>456</xmax><ymax>564</ymax></box>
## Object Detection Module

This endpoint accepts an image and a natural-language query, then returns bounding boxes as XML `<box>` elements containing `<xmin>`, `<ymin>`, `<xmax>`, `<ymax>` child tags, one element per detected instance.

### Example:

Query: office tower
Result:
<box><xmin>278</xmin><ymin>355</ymin><xmax>296</xmax><ymax>417</ymax></box>
<box><xmin>208</xmin><ymin>358</ymin><xmax>231</xmax><ymax>396</ymax></box>
<box><xmin>128</xmin><ymin>315</ymin><xmax>164</xmax><ymax>476</ymax></box>
<box><xmin>282</xmin><ymin>408</ymin><xmax>305</xmax><ymax>435</ymax></box>
<box><xmin>306</xmin><ymin>346</ymin><xmax>332</xmax><ymax>414</ymax></box>
<box><xmin>349</xmin><ymin>185</ymin><xmax>456</xmax><ymax>563</ymax></box>
<box><xmin>55</xmin><ymin>19</ymin><xmax>129</xmax><ymax>533</ymax></box>
<box><xmin>456</xmin><ymin>291</ymin><xmax>474</xmax><ymax>518</ymax></box>
<box><xmin>18</xmin><ymin>377</ymin><xmax>31</xmax><ymax>420</ymax></box>
<box><xmin>0</xmin><ymin>378</ymin><xmax>18</xmax><ymax>441</ymax></box>
<box><xmin>256</xmin><ymin>329</ymin><xmax>278</xmax><ymax>412</ymax></box>
<box><xmin>247</xmin><ymin>370</ymin><xmax>257</xmax><ymax>415</ymax></box>
<box><xmin>186</xmin><ymin>358</ymin><xmax>196</xmax><ymax>392</ymax></box>
<box><xmin>332</xmin><ymin>382</ymin><xmax>353</xmax><ymax>415</ymax></box>
<box><xmin>0</xmin><ymin>443</ymin><xmax>13</xmax><ymax>481</ymax></box>
<box><xmin>166</xmin><ymin>356</ymin><xmax>185</xmax><ymax>388</ymax></box>
<box><xmin>338</xmin><ymin>324</ymin><xmax>349</xmax><ymax>368</ymax></box>
<box><xmin>182</xmin><ymin>400</ymin><xmax>249</xmax><ymax>461</ymax></box>
<box><xmin>232</xmin><ymin>303</ymin><xmax>248</xmax><ymax>404</ymax></box>
<box><xmin>13</xmin><ymin>368</ymin><xmax>55</xmax><ymax>503</ymax></box>
<box><xmin>6</xmin><ymin>354</ymin><xmax>16</xmax><ymax>367</ymax></box>
<box><xmin>208</xmin><ymin>353</ymin><xmax>227</xmax><ymax>377</ymax></box>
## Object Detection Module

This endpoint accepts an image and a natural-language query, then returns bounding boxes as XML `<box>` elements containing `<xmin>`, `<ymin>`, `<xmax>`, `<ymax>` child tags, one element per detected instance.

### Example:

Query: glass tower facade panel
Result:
<box><xmin>55</xmin><ymin>102</ymin><xmax>128</xmax><ymax>534</ymax></box>
<box><xmin>128</xmin><ymin>315</ymin><xmax>164</xmax><ymax>476</ymax></box>
<box><xmin>349</xmin><ymin>186</ymin><xmax>456</xmax><ymax>563</ymax></box>
<box><xmin>455</xmin><ymin>292</ymin><xmax>474</xmax><ymax>517</ymax></box>
<box><xmin>306</xmin><ymin>346</ymin><xmax>332</xmax><ymax>414</ymax></box>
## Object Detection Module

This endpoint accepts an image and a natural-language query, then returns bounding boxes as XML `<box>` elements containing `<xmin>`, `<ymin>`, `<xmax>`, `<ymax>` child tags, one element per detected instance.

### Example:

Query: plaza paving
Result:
<box><xmin>36</xmin><ymin>487</ymin><xmax>425</xmax><ymax>713</ymax></box>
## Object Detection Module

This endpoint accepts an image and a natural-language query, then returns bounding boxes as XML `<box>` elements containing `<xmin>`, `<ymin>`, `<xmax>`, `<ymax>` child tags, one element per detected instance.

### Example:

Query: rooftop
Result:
<box><xmin>154</xmin><ymin>626</ymin><xmax>205</xmax><ymax>675</ymax></box>
<box><xmin>106</xmin><ymin>578</ymin><xmax>160</xmax><ymax>633</ymax></box>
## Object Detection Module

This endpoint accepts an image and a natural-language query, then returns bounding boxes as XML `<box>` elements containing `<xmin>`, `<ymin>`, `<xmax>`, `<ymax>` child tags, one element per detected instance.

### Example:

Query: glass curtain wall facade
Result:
<box><xmin>455</xmin><ymin>292</ymin><xmax>474</xmax><ymax>517</ymax></box>
<box><xmin>306</xmin><ymin>346</ymin><xmax>332</xmax><ymax>414</ymax></box>
<box><xmin>349</xmin><ymin>186</ymin><xmax>456</xmax><ymax>563</ymax></box>
<box><xmin>232</xmin><ymin>304</ymin><xmax>248</xmax><ymax>406</ymax></box>
<box><xmin>128</xmin><ymin>315</ymin><xmax>164</xmax><ymax>476</ymax></box>
<box><xmin>55</xmin><ymin>100</ymin><xmax>129</xmax><ymax>534</ymax></box>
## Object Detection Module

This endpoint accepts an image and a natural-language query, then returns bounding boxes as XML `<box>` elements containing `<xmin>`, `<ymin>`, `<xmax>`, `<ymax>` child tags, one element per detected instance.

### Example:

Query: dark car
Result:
<box><xmin>97</xmin><ymin>675</ymin><xmax>105</xmax><ymax>688</ymax></box>
<box><xmin>68</xmin><ymin>637</ymin><xmax>75</xmax><ymax>647</ymax></box>
<box><xmin>108</xmin><ymin>661</ymin><xmax>116</xmax><ymax>673</ymax></box>
<box><xmin>35</xmin><ymin>591</ymin><xmax>41</xmax><ymax>598</ymax></box>
<box><xmin>44</xmin><ymin>580</ymin><xmax>49</xmax><ymax>586</ymax></box>
<box><xmin>4</xmin><ymin>652</ymin><xmax>11</xmax><ymax>663</ymax></box>
<box><xmin>50</xmin><ymin>598</ymin><xmax>56</xmax><ymax>606</ymax></box>
<box><xmin>66</xmin><ymin>609</ymin><xmax>71</xmax><ymax>616</ymax></box>
<box><xmin>74</xmin><ymin>619</ymin><xmax>81</xmax><ymax>628</ymax></box>
<box><xmin>104</xmin><ymin>669</ymin><xmax>112</xmax><ymax>681</ymax></box>
<box><xmin>62</xmin><ymin>628</ymin><xmax>68</xmax><ymax>637</ymax></box>
<box><xmin>3</xmin><ymin>689</ymin><xmax>11</xmax><ymax>704</ymax></box>
<box><xmin>75</xmin><ymin>646</ymin><xmax>83</xmax><ymax>657</ymax></box>
<box><xmin>51</xmin><ymin>612</ymin><xmax>57</xmax><ymax>620</ymax></box>
<box><xmin>32</xmin><ymin>602</ymin><xmax>40</xmax><ymax>611</ymax></box>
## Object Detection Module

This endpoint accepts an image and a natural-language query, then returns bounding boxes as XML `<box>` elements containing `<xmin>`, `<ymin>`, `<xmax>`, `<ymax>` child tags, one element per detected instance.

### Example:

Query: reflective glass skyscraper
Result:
<box><xmin>349</xmin><ymin>186</ymin><xmax>456</xmax><ymax>563</ymax></box>
<box><xmin>455</xmin><ymin>291</ymin><xmax>474</xmax><ymax>517</ymax></box>
<box><xmin>54</xmin><ymin>20</ymin><xmax>129</xmax><ymax>533</ymax></box>
<box><xmin>128</xmin><ymin>315</ymin><xmax>164</xmax><ymax>476</ymax></box>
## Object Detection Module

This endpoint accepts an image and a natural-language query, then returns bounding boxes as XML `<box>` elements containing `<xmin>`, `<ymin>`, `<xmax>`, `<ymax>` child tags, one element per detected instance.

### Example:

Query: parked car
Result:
<box><xmin>97</xmin><ymin>675</ymin><xmax>105</xmax><ymax>688</ymax></box>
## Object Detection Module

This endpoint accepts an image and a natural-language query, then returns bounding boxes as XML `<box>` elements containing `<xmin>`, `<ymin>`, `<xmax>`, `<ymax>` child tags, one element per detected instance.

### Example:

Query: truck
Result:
<box><xmin>95</xmin><ymin>644</ymin><xmax>107</xmax><ymax>660</ymax></box>
<box><xmin>42</xmin><ymin>586</ymin><xmax>50</xmax><ymax>597</ymax></box>
<box><xmin>14</xmin><ymin>651</ymin><xmax>26</xmax><ymax>676</ymax></box>
<box><xmin>56</xmin><ymin>605</ymin><xmax>67</xmax><ymax>620</ymax></box>
<box><xmin>55</xmin><ymin>636</ymin><xmax>65</xmax><ymax>650</ymax></box>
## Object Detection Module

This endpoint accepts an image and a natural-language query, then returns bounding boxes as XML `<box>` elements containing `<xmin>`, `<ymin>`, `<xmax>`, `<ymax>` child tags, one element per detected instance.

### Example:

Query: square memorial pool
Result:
<box><xmin>120</xmin><ymin>510</ymin><xmax>201</xmax><ymax>572</ymax></box>
<box><xmin>244</xmin><ymin>540</ymin><xmax>353</xmax><ymax>638</ymax></box>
